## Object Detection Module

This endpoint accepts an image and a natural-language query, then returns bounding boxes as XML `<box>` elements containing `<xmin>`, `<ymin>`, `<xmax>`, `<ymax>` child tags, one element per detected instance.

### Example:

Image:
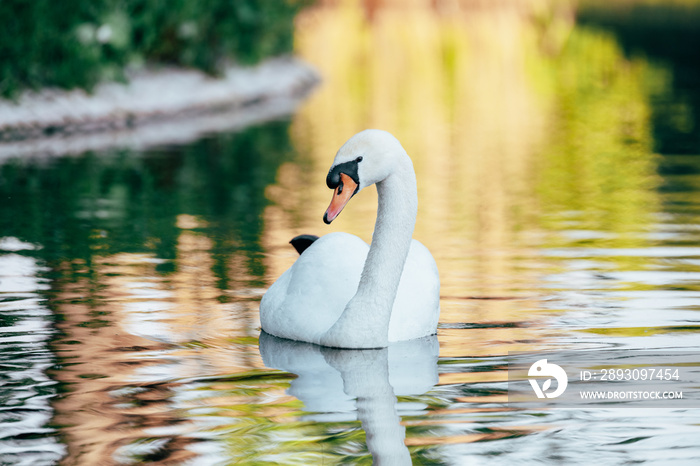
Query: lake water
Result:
<box><xmin>1</xmin><ymin>3</ymin><xmax>700</xmax><ymax>465</ymax></box>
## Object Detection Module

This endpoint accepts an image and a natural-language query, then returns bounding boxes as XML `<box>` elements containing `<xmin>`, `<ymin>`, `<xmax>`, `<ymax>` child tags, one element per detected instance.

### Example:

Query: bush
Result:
<box><xmin>0</xmin><ymin>0</ymin><xmax>312</xmax><ymax>98</ymax></box>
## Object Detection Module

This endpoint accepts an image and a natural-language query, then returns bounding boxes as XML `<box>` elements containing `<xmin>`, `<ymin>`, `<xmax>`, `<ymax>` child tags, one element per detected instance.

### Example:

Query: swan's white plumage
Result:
<box><xmin>390</xmin><ymin>239</ymin><xmax>440</xmax><ymax>341</ymax></box>
<box><xmin>260</xmin><ymin>232</ymin><xmax>440</xmax><ymax>345</ymax></box>
<box><xmin>261</xmin><ymin>232</ymin><xmax>366</xmax><ymax>344</ymax></box>
<box><xmin>260</xmin><ymin>129</ymin><xmax>440</xmax><ymax>348</ymax></box>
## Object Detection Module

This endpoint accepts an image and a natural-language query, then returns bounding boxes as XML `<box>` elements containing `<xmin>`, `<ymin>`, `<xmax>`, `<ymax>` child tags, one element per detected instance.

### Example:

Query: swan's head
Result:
<box><xmin>324</xmin><ymin>129</ymin><xmax>405</xmax><ymax>224</ymax></box>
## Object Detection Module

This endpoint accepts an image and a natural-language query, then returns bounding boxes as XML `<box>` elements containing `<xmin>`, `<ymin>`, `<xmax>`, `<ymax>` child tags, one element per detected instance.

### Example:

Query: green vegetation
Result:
<box><xmin>0</xmin><ymin>0</ymin><xmax>311</xmax><ymax>98</ymax></box>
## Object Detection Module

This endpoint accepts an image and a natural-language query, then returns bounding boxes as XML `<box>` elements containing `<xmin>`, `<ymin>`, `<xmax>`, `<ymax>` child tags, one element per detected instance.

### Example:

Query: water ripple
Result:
<box><xmin>0</xmin><ymin>251</ymin><xmax>64</xmax><ymax>465</ymax></box>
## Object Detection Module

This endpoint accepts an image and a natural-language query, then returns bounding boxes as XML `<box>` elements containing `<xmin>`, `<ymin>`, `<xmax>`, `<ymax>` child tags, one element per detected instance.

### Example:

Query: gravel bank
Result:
<box><xmin>0</xmin><ymin>56</ymin><xmax>319</xmax><ymax>158</ymax></box>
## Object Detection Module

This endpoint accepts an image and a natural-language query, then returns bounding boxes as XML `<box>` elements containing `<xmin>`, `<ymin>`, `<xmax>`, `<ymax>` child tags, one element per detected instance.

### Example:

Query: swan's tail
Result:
<box><xmin>289</xmin><ymin>234</ymin><xmax>319</xmax><ymax>255</ymax></box>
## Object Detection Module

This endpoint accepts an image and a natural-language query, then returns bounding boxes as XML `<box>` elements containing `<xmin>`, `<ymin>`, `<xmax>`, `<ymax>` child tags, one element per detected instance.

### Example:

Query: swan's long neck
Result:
<box><xmin>357</xmin><ymin>158</ymin><xmax>417</xmax><ymax>309</ymax></box>
<box><xmin>322</xmin><ymin>153</ymin><xmax>417</xmax><ymax>348</ymax></box>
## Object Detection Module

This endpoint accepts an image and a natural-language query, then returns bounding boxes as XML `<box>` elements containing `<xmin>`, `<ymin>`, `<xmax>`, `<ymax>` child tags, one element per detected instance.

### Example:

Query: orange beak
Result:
<box><xmin>324</xmin><ymin>173</ymin><xmax>358</xmax><ymax>224</ymax></box>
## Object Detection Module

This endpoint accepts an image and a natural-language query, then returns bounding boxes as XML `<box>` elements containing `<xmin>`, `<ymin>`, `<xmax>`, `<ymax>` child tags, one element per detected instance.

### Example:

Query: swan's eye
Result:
<box><xmin>356</xmin><ymin>156</ymin><xmax>363</xmax><ymax>162</ymax></box>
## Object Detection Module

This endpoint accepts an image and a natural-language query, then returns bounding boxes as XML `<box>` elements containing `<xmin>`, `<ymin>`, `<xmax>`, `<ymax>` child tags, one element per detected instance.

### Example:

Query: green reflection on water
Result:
<box><xmin>536</xmin><ymin>26</ymin><xmax>661</xmax><ymax>244</ymax></box>
<box><xmin>0</xmin><ymin>121</ymin><xmax>295</xmax><ymax>287</ymax></box>
<box><xmin>578</xmin><ymin>0</ymin><xmax>700</xmax><ymax>154</ymax></box>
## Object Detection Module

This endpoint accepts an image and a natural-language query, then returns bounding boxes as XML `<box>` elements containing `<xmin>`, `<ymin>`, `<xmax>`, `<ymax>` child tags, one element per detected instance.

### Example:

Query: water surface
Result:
<box><xmin>1</xmin><ymin>2</ymin><xmax>700</xmax><ymax>465</ymax></box>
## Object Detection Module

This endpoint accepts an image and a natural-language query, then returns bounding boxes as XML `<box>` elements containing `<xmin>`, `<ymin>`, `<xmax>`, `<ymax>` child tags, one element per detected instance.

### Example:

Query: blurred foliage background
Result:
<box><xmin>0</xmin><ymin>0</ymin><xmax>310</xmax><ymax>98</ymax></box>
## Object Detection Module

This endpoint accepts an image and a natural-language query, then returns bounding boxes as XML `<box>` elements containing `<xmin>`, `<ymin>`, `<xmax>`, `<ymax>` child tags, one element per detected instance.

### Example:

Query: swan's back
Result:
<box><xmin>260</xmin><ymin>232</ymin><xmax>369</xmax><ymax>343</ymax></box>
<box><xmin>389</xmin><ymin>239</ymin><xmax>440</xmax><ymax>341</ymax></box>
<box><xmin>261</xmin><ymin>233</ymin><xmax>439</xmax><ymax>344</ymax></box>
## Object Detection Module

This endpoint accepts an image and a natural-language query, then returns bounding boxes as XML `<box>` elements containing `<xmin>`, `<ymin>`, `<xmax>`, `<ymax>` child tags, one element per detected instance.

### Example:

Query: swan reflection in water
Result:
<box><xmin>259</xmin><ymin>332</ymin><xmax>439</xmax><ymax>465</ymax></box>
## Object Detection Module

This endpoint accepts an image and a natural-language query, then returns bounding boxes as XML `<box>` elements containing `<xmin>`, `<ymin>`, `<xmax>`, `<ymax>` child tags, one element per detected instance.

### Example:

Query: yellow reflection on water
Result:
<box><xmin>264</xmin><ymin>0</ymin><xmax>663</xmax><ymax>357</ymax></box>
<box><xmin>269</xmin><ymin>1</ymin><xmax>561</xmax><ymax>357</ymax></box>
<box><xmin>284</xmin><ymin>1</ymin><xmax>559</xmax><ymax>335</ymax></box>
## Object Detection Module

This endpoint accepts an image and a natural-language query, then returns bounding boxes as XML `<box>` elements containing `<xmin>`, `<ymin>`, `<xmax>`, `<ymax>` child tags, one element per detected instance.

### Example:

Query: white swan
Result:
<box><xmin>260</xmin><ymin>129</ymin><xmax>440</xmax><ymax>349</ymax></box>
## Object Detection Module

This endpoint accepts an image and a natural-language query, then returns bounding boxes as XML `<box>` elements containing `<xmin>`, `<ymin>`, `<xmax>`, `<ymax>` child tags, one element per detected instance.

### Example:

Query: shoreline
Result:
<box><xmin>0</xmin><ymin>56</ymin><xmax>319</xmax><ymax>159</ymax></box>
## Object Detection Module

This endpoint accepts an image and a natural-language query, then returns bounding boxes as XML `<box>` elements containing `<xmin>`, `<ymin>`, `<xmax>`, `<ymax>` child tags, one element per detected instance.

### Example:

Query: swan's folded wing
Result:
<box><xmin>260</xmin><ymin>232</ymin><xmax>369</xmax><ymax>344</ymax></box>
